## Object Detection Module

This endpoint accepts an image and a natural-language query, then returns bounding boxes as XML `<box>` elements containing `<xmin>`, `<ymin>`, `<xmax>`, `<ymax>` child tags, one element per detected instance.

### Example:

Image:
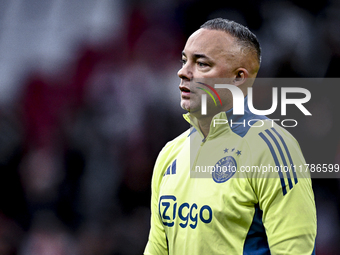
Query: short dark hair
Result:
<box><xmin>200</xmin><ymin>18</ymin><xmax>261</xmax><ymax>65</ymax></box>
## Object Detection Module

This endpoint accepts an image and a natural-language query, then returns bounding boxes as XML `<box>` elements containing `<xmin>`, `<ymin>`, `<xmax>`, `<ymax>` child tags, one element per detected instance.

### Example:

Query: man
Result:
<box><xmin>144</xmin><ymin>18</ymin><xmax>316</xmax><ymax>255</ymax></box>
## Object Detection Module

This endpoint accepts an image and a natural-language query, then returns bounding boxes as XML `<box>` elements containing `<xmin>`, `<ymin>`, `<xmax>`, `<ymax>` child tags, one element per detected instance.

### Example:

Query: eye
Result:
<box><xmin>197</xmin><ymin>62</ymin><xmax>208</xmax><ymax>68</ymax></box>
<box><xmin>180</xmin><ymin>59</ymin><xmax>187</xmax><ymax>66</ymax></box>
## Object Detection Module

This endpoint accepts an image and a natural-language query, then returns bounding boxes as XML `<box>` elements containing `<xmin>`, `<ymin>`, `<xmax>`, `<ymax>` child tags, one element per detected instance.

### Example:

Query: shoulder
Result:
<box><xmin>244</xmin><ymin>119</ymin><xmax>309</xmax><ymax>194</ymax></box>
<box><xmin>151</xmin><ymin>128</ymin><xmax>191</xmax><ymax>185</ymax></box>
<box><xmin>243</xmin><ymin>117</ymin><xmax>299</xmax><ymax>149</ymax></box>
<box><xmin>153</xmin><ymin>128</ymin><xmax>191</xmax><ymax>170</ymax></box>
<box><xmin>158</xmin><ymin>128</ymin><xmax>191</xmax><ymax>156</ymax></box>
<box><xmin>241</xmin><ymin>117</ymin><xmax>305</xmax><ymax>171</ymax></box>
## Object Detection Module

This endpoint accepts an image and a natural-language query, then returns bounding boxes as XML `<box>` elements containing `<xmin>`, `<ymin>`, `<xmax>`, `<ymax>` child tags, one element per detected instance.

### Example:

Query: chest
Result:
<box><xmin>157</xmin><ymin>137</ymin><xmax>256</xmax><ymax>231</ymax></box>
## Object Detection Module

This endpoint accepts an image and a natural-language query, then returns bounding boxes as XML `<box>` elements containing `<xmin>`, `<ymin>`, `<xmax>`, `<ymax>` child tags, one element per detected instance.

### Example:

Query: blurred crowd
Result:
<box><xmin>0</xmin><ymin>0</ymin><xmax>339</xmax><ymax>254</ymax></box>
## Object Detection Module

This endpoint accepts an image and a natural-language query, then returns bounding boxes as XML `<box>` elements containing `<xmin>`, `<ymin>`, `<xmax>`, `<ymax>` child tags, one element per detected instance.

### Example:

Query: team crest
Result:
<box><xmin>212</xmin><ymin>156</ymin><xmax>237</xmax><ymax>183</ymax></box>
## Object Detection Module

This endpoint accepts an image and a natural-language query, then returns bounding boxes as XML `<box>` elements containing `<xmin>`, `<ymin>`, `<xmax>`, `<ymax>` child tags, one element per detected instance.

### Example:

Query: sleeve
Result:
<box><xmin>251</xmin><ymin>127</ymin><xmax>317</xmax><ymax>255</ymax></box>
<box><xmin>144</xmin><ymin>149</ymin><xmax>169</xmax><ymax>255</ymax></box>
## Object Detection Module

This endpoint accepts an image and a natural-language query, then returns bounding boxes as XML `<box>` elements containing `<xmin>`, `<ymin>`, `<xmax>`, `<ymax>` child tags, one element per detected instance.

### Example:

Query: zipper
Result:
<box><xmin>190</xmin><ymin>134</ymin><xmax>208</xmax><ymax>172</ymax></box>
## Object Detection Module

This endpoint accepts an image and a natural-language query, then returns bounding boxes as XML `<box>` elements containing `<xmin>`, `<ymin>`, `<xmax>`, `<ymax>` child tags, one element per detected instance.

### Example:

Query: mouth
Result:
<box><xmin>179</xmin><ymin>85</ymin><xmax>191</xmax><ymax>98</ymax></box>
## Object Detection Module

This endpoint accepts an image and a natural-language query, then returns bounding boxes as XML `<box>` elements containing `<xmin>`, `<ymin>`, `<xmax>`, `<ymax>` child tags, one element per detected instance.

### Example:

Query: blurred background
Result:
<box><xmin>0</xmin><ymin>0</ymin><xmax>339</xmax><ymax>254</ymax></box>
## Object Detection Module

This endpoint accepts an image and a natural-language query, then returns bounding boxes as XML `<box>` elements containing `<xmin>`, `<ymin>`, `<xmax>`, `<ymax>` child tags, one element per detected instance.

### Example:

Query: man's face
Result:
<box><xmin>178</xmin><ymin>28</ymin><xmax>243</xmax><ymax>115</ymax></box>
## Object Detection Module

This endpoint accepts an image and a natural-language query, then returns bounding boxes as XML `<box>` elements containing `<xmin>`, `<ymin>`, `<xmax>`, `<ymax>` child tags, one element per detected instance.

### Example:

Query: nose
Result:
<box><xmin>178</xmin><ymin>63</ymin><xmax>193</xmax><ymax>81</ymax></box>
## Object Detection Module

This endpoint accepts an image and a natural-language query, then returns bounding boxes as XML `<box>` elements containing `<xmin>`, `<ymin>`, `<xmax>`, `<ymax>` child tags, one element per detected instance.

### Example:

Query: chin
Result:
<box><xmin>180</xmin><ymin>103</ymin><xmax>190</xmax><ymax>112</ymax></box>
<box><xmin>181</xmin><ymin>102</ymin><xmax>202</xmax><ymax>115</ymax></box>
<box><xmin>180</xmin><ymin>100</ymin><xmax>190</xmax><ymax>111</ymax></box>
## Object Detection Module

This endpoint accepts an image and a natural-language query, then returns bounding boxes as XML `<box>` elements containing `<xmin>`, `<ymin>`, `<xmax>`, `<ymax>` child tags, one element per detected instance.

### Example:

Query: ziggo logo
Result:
<box><xmin>158</xmin><ymin>195</ymin><xmax>212</xmax><ymax>229</ymax></box>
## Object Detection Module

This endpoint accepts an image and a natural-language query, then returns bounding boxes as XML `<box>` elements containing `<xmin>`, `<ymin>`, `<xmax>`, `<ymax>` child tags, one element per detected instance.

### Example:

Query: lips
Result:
<box><xmin>179</xmin><ymin>85</ymin><xmax>191</xmax><ymax>98</ymax></box>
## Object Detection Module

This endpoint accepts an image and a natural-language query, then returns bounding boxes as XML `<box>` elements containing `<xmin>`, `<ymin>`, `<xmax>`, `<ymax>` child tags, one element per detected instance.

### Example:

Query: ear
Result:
<box><xmin>233</xmin><ymin>68</ymin><xmax>249</xmax><ymax>86</ymax></box>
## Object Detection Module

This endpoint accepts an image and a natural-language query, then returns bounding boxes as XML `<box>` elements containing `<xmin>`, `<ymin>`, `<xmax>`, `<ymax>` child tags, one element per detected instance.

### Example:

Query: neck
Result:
<box><xmin>192</xmin><ymin>107</ymin><xmax>227</xmax><ymax>137</ymax></box>
<box><xmin>197</xmin><ymin>115</ymin><xmax>213</xmax><ymax>137</ymax></box>
<box><xmin>191</xmin><ymin>95</ymin><xmax>247</xmax><ymax>137</ymax></box>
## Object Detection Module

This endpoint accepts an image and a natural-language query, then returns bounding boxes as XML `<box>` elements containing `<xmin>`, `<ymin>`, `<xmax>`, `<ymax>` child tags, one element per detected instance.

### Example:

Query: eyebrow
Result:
<box><xmin>182</xmin><ymin>51</ymin><xmax>211</xmax><ymax>60</ymax></box>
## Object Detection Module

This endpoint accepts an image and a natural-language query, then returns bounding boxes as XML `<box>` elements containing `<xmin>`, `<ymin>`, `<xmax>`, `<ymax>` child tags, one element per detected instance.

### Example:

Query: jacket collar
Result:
<box><xmin>183</xmin><ymin>96</ymin><xmax>253</xmax><ymax>139</ymax></box>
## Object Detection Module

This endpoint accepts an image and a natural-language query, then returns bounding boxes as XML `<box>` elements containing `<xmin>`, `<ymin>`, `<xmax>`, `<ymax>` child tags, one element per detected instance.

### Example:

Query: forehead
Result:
<box><xmin>183</xmin><ymin>28</ymin><xmax>239</xmax><ymax>59</ymax></box>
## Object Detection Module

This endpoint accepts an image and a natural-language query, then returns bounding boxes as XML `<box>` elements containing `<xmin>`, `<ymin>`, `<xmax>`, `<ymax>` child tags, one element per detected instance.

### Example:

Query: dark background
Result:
<box><xmin>0</xmin><ymin>0</ymin><xmax>339</xmax><ymax>254</ymax></box>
